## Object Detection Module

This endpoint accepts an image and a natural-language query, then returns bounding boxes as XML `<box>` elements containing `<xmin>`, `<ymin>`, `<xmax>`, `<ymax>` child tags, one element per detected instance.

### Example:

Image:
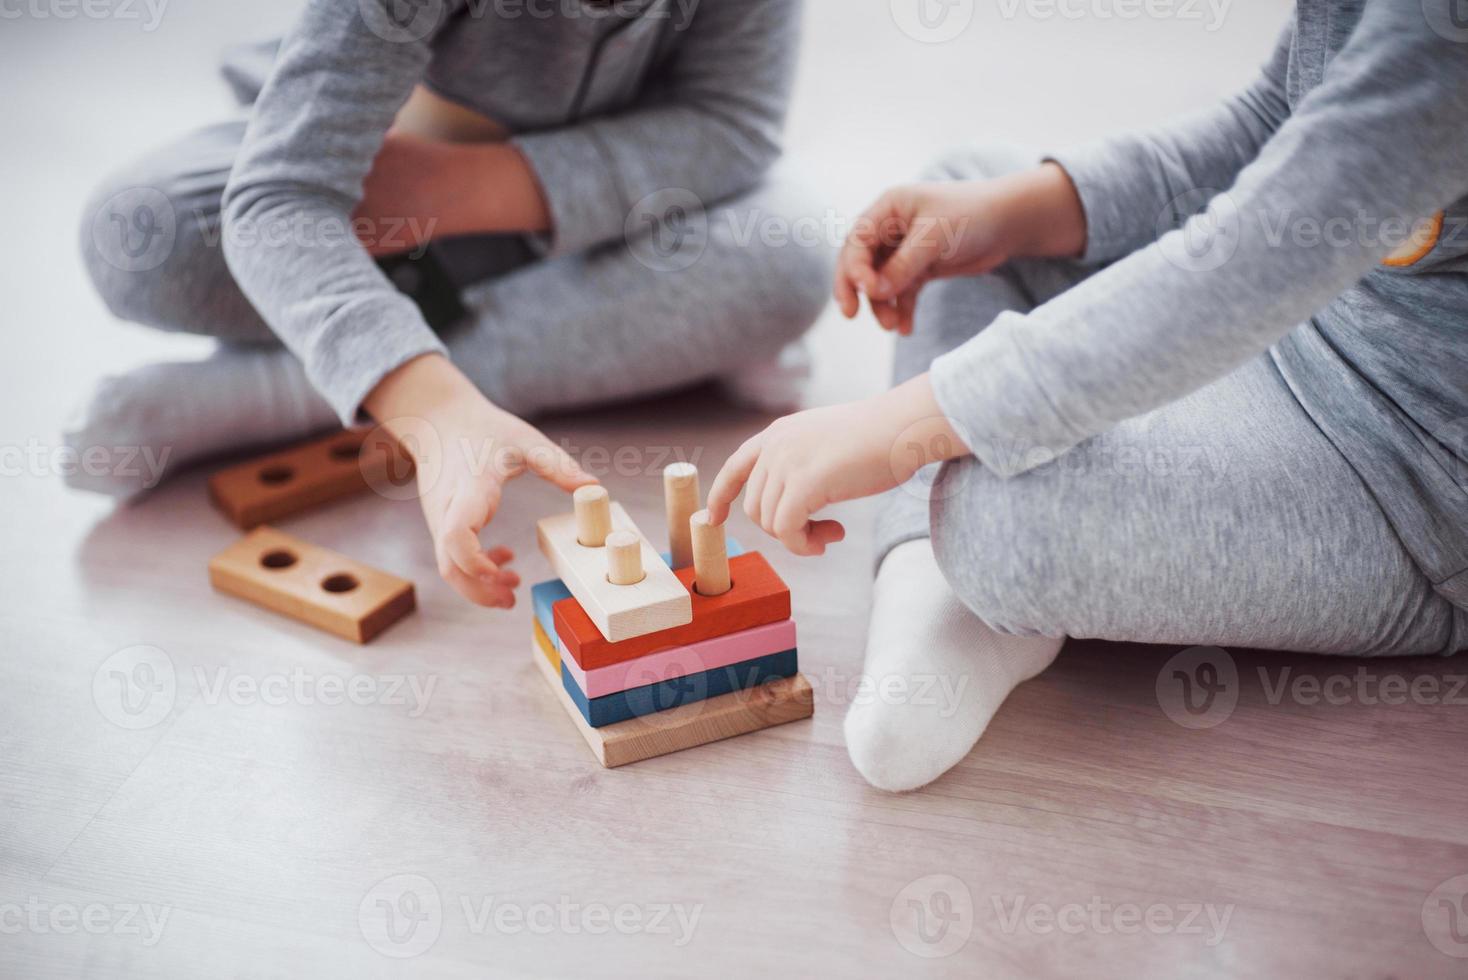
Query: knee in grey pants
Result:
<box><xmin>80</xmin><ymin>121</ymin><xmax>275</xmax><ymax>344</ymax></box>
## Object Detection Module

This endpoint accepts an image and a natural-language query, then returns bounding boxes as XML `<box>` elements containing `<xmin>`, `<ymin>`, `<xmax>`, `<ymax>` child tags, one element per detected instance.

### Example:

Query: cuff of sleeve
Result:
<box><xmin>929</xmin><ymin>311</ymin><xmax>1086</xmax><ymax>479</ymax></box>
<box><xmin>512</xmin><ymin>127</ymin><xmax>629</xmax><ymax>258</ymax></box>
<box><xmin>1044</xmin><ymin>142</ymin><xmax>1153</xmax><ymax>266</ymax></box>
<box><xmin>302</xmin><ymin>295</ymin><xmax>449</xmax><ymax>427</ymax></box>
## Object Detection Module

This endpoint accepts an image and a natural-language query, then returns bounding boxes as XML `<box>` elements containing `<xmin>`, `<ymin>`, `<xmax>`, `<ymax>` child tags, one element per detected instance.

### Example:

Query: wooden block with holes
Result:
<box><xmin>208</xmin><ymin>526</ymin><xmax>415</xmax><ymax>643</ymax></box>
<box><xmin>535</xmin><ymin>499</ymin><xmax>691</xmax><ymax>644</ymax></box>
<box><xmin>531</xmin><ymin>636</ymin><xmax>813</xmax><ymax>768</ymax></box>
<box><xmin>208</xmin><ymin>430</ymin><xmax>413</xmax><ymax>529</ymax></box>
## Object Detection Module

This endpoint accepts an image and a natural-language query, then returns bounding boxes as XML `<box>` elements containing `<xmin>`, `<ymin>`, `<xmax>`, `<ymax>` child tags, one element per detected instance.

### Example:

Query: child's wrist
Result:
<box><xmin>1000</xmin><ymin>162</ymin><xmax>1087</xmax><ymax>260</ymax></box>
<box><xmin>879</xmin><ymin>374</ymin><xmax>972</xmax><ymax>474</ymax></box>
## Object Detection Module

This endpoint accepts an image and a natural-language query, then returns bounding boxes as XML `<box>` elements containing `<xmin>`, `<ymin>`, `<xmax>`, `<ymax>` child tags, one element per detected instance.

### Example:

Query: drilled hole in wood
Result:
<box><xmin>260</xmin><ymin>549</ymin><xmax>298</xmax><ymax>570</ymax></box>
<box><xmin>328</xmin><ymin>441</ymin><xmax>360</xmax><ymax>463</ymax></box>
<box><xmin>693</xmin><ymin>579</ymin><xmax>733</xmax><ymax>597</ymax></box>
<box><xmin>258</xmin><ymin>465</ymin><xmax>295</xmax><ymax>486</ymax></box>
<box><xmin>321</xmin><ymin>573</ymin><xmax>359</xmax><ymax>594</ymax></box>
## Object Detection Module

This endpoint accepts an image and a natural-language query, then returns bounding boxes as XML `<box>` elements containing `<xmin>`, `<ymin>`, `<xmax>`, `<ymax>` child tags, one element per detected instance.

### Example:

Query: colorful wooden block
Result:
<box><xmin>531</xmin><ymin>579</ymin><xmax>573</xmax><ymax>651</ymax></box>
<box><xmin>208</xmin><ymin>430</ymin><xmax>413</xmax><ymax>529</ymax></box>
<box><xmin>531</xmin><ymin>640</ymin><xmax>814</xmax><ymax>768</ymax></box>
<box><xmin>555</xmin><ymin>551</ymin><xmax>790</xmax><ymax>670</ymax></box>
<box><xmin>208</xmin><ymin>526</ymin><xmax>415</xmax><ymax>643</ymax></box>
<box><xmin>564</xmin><ymin>619</ymin><xmax>796</xmax><ymax>699</ymax></box>
<box><xmin>529</xmin><ymin>540</ymin><xmax>746</xmax><ymax>652</ymax></box>
<box><xmin>562</xmin><ymin>648</ymin><xmax>797</xmax><ymax>728</ymax></box>
<box><xmin>537</xmin><ymin>502</ymin><xmax>691</xmax><ymax>643</ymax></box>
<box><xmin>533</xmin><ymin>619</ymin><xmax>560</xmax><ymax>673</ymax></box>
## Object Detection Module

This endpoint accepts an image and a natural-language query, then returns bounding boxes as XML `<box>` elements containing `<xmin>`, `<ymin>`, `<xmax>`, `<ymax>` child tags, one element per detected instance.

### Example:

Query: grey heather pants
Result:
<box><xmin>81</xmin><ymin>120</ymin><xmax>833</xmax><ymax>420</ymax></box>
<box><xmin>878</xmin><ymin>144</ymin><xmax>1467</xmax><ymax>657</ymax></box>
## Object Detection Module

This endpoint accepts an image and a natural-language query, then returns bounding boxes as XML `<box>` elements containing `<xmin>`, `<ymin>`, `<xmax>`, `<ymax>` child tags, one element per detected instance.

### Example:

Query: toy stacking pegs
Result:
<box><xmin>605</xmin><ymin>530</ymin><xmax>646</xmax><ymax>585</ymax></box>
<box><xmin>574</xmin><ymin>484</ymin><xmax>612</xmax><ymax>547</ymax></box>
<box><xmin>662</xmin><ymin>462</ymin><xmax>700</xmax><ymax>569</ymax></box>
<box><xmin>689</xmin><ymin>509</ymin><xmax>731</xmax><ymax>596</ymax></box>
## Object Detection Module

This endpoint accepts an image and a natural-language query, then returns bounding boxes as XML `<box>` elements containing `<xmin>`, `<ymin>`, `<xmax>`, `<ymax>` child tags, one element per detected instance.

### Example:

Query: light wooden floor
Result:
<box><xmin>9</xmin><ymin>0</ymin><xmax>1468</xmax><ymax>976</ymax></box>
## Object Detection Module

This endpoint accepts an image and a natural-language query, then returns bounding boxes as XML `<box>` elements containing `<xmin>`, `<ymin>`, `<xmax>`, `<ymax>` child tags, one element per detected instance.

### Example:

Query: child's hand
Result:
<box><xmin>836</xmin><ymin>163</ymin><xmax>1086</xmax><ymax>335</ymax></box>
<box><xmin>365</xmin><ymin>355</ymin><xmax>596</xmax><ymax>607</ymax></box>
<box><xmin>706</xmin><ymin>376</ymin><xmax>970</xmax><ymax>556</ymax></box>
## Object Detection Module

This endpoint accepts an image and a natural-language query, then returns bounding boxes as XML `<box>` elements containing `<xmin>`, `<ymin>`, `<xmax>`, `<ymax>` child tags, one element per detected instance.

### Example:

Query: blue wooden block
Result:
<box><xmin>530</xmin><ymin>538</ymin><xmax>745</xmax><ymax>652</ymax></box>
<box><xmin>560</xmin><ymin>648</ymin><xmax>797</xmax><ymax>728</ymax></box>
<box><xmin>531</xmin><ymin>579</ymin><xmax>573</xmax><ymax>650</ymax></box>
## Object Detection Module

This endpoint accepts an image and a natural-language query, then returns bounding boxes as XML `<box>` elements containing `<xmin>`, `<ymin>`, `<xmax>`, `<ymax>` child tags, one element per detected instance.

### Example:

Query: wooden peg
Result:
<box><xmin>605</xmin><ymin>530</ymin><xmax>645</xmax><ymax>585</ymax></box>
<box><xmin>662</xmin><ymin>462</ymin><xmax>700</xmax><ymax>569</ymax></box>
<box><xmin>689</xmin><ymin>509</ymin><xmax>731</xmax><ymax>596</ymax></box>
<box><xmin>574</xmin><ymin>485</ymin><xmax>612</xmax><ymax>547</ymax></box>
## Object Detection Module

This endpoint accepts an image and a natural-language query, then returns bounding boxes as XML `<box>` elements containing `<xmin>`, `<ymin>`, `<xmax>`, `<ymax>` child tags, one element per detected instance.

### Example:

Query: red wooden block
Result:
<box><xmin>554</xmin><ymin>552</ymin><xmax>790</xmax><ymax>670</ymax></box>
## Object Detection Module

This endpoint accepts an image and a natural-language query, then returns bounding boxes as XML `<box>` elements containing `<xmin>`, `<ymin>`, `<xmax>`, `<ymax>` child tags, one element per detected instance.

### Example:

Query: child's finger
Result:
<box><xmin>443</xmin><ymin>562</ymin><xmax>516</xmax><ymax>608</ymax></box>
<box><xmin>897</xmin><ymin>288</ymin><xmax>919</xmax><ymax>336</ymax></box>
<box><xmin>773</xmin><ymin>493</ymin><xmax>818</xmax><ymax>555</ymax></box>
<box><xmin>867</xmin><ymin>234</ymin><xmax>933</xmax><ymax>301</ymax></box>
<box><xmin>524</xmin><ymin>437</ymin><xmax>597</xmax><ymax>493</ymax></box>
<box><xmin>869</xmin><ymin>295</ymin><xmax>900</xmax><ymax>332</ymax></box>
<box><xmin>743</xmin><ymin>463</ymin><xmax>768</xmax><ymax>527</ymax></box>
<box><xmin>759</xmin><ymin>475</ymin><xmax>784</xmax><ymax>535</ymax></box>
<box><xmin>806</xmin><ymin>519</ymin><xmax>846</xmax><ymax>552</ymax></box>
<box><xmin>706</xmin><ymin>438</ymin><xmax>761</xmax><ymax>524</ymax></box>
<box><xmin>833</xmin><ymin>262</ymin><xmax>860</xmax><ymax>319</ymax></box>
<box><xmin>440</xmin><ymin>481</ymin><xmax>507</xmax><ymax>582</ymax></box>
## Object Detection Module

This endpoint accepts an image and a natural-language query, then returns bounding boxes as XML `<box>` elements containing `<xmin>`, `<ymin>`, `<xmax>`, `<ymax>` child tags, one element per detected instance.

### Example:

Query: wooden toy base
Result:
<box><xmin>532</xmin><ymin>639</ymin><xmax>813</xmax><ymax>768</ymax></box>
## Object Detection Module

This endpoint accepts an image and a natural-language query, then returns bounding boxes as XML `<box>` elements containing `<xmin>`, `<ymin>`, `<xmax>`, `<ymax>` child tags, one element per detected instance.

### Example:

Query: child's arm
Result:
<box><xmin>1049</xmin><ymin>20</ymin><xmax>1293</xmax><ymax>266</ymax></box>
<box><xmin>716</xmin><ymin>1</ymin><xmax>1468</xmax><ymax>553</ymax></box>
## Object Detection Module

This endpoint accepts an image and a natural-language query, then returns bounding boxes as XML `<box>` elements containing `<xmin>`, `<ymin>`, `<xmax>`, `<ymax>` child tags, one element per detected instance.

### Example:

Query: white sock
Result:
<box><xmin>61</xmin><ymin>345</ymin><xmax>337</xmax><ymax>499</ymax></box>
<box><xmin>844</xmin><ymin>538</ymin><xmax>1062</xmax><ymax>792</ymax></box>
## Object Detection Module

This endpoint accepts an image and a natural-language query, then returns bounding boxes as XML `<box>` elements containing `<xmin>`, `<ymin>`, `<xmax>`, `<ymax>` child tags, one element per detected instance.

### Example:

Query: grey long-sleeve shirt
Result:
<box><xmin>933</xmin><ymin>0</ymin><xmax>1468</xmax><ymax>609</ymax></box>
<box><xmin>221</xmin><ymin>0</ymin><xmax>798</xmax><ymax>424</ymax></box>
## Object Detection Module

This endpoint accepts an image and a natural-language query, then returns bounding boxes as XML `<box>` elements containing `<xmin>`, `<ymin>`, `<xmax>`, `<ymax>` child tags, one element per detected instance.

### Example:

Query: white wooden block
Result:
<box><xmin>536</xmin><ymin>502</ymin><xmax>692</xmax><ymax>643</ymax></box>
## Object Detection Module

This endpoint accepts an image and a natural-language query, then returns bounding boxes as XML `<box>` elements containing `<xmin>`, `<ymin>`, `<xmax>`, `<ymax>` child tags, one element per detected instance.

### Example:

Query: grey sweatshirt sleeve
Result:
<box><xmin>1048</xmin><ymin>22</ymin><xmax>1293</xmax><ymax>265</ymax></box>
<box><xmin>221</xmin><ymin>0</ymin><xmax>451</xmax><ymax>425</ymax></box>
<box><xmin>511</xmin><ymin>0</ymin><xmax>800</xmax><ymax>258</ymax></box>
<box><xmin>931</xmin><ymin>1</ymin><xmax>1468</xmax><ymax>479</ymax></box>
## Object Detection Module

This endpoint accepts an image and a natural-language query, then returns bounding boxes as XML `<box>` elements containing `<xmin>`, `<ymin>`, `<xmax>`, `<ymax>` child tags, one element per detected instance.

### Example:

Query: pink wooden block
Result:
<box><xmin>562</xmin><ymin>620</ymin><xmax>798</xmax><ymax>699</ymax></box>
